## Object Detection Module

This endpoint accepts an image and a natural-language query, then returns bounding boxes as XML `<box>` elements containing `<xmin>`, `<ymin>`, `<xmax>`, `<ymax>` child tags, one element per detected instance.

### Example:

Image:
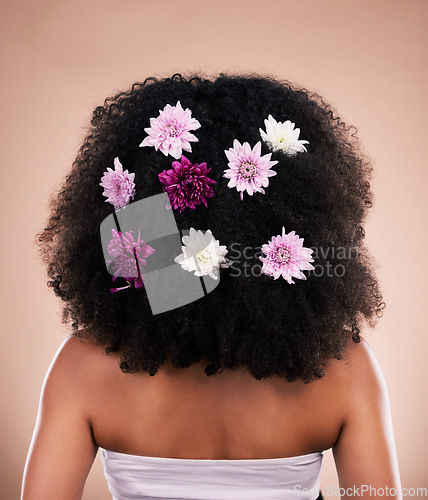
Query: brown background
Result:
<box><xmin>1</xmin><ymin>0</ymin><xmax>427</xmax><ymax>498</ymax></box>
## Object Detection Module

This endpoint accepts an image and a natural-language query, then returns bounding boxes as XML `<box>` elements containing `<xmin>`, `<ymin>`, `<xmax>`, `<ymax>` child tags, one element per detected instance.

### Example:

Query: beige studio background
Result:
<box><xmin>1</xmin><ymin>0</ymin><xmax>427</xmax><ymax>498</ymax></box>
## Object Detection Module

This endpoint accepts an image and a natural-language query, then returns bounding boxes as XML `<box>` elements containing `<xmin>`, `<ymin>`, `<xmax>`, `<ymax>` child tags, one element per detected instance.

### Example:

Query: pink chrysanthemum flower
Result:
<box><xmin>107</xmin><ymin>229</ymin><xmax>155</xmax><ymax>291</ymax></box>
<box><xmin>223</xmin><ymin>140</ymin><xmax>278</xmax><ymax>201</ymax></box>
<box><xmin>259</xmin><ymin>227</ymin><xmax>314</xmax><ymax>284</ymax></box>
<box><xmin>158</xmin><ymin>155</ymin><xmax>216</xmax><ymax>212</ymax></box>
<box><xmin>100</xmin><ymin>157</ymin><xmax>136</xmax><ymax>210</ymax></box>
<box><xmin>139</xmin><ymin>101</ymin><xmax>201</xmax><ymax>159</ymax></box>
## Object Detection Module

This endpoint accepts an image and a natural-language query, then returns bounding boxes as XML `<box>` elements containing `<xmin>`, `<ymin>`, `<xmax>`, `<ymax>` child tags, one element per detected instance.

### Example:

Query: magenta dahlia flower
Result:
<box><xmin>107</xmin><ymin>229</ymin><xmax>155</xmax><ymax>291</ymax></box>
<box><xmin>223</xmin><ymin>140</ymin><xmax>278</xmax><ymax>201</ymax></box>
<box><xmin>158</xmin><ymin>155</ymin><xmax>216</xmax><ymax>212</ymax></box>
<box><xmin>100</xmin><ymin>157</ymin><xmax>136</xmax><ymax>210</ymax></box>
<box><xmin>139</xmin><ymin>101</ymin><xmax>201</xmax><ymax>159</ymax></box>
<box><xmin>259</xmin><ymin>228</ymin><xmax>314</xmax><ymax>284</ymax></box>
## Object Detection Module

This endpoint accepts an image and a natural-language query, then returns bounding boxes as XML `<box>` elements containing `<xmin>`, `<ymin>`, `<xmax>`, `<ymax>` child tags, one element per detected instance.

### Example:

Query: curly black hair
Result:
<box><xmin>36</xmin><ymin>73</ymin><xmax>384</xmax><ymax>382</ymax></box>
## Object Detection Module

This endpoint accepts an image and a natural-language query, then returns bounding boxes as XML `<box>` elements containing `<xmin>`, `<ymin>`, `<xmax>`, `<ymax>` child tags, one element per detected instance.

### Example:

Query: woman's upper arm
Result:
<box><xmin>332</xmin><ymin>338</ymin><xmax>401</xmax><ymax>498</ymax></box>
<box><xmin>21</xmin><ymin>335</ymin><xmax>99</xmax><ymax>500</ymax></box>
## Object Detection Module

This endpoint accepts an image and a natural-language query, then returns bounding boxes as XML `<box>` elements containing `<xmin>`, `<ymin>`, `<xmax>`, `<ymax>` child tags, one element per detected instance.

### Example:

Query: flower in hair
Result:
<box><xmin>259</xmin><ymin>227</ymin><xmax>314</xmax><ymax>283</ymax></box>
<box><xmin>259</xmin><ymin>115</ymin><xmax>309</xmax><ymax>155</ymax></box>
<box><xmin>107</xmin><ymin>229</ymin><xmax>155</xmax><ymax>292</ymax></box>
<box><xmin>223</xmin><ymin>140</ymin><xmax>278</xmax><ymax>201</ymax></box>
<box><xmin>100</xmin><ymin>157</ymin><xmax>136</xmax><ymax>210</ymax></box>
<box><xmin>174</xmin><ymin>228</ymin><xmax>231</xmax><ymax>280</ymax></box>
<box><xmin>158</xmin><ymin>155</ymin><xmax>216</xmax><ymax>212</ymax></box>
<box><xmin>139</xmin><ymin>101</ymin><xmax>201</xmax><ymax>159</ymax></box>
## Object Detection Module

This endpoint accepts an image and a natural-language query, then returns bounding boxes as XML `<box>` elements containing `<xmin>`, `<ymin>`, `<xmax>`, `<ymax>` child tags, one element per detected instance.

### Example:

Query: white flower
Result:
<box><xmin>259</xmin><ymin>115</ymin><xmax>309</xmax><ymax>155</ymax></box>
<box><xmin>174</xmin><ymin>228</ymin><xmax>230</xmax><ymax>280</ymax></box>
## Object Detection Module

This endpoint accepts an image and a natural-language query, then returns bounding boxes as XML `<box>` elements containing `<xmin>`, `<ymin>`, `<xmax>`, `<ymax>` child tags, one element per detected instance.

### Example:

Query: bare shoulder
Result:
<box><xmin>22</xmin><ymin>335</ymin><xmax>107</xmax><ymax>499</ymax></box>
<box><xmin>326</xmin><ymin>337</ymin><xmax>387</xmax><ymax>395</ymax></box>
<box><xmin>58</xmin><ymin>333</ymin><xmax>105</xmax><ymax>354</ymax></box>
<box><xmin>297</xmin><ymin>337</ymin><xmax>389</xmax><ymax>432</ymax></box>
<box><xmin>42</xmin><ymin>335</ymin><xmax>116</xmax><ymax>400</ymax></box>
<box><xmin>329</xmin><ymin>338</ymin><xmax>402</xmax><ymax>491</ymax></box>
<box><xmin>54</xmin><ymin>334</ymin><xmax>113</xmax><ymax>367</ymax></box>
<box><xmin>341</xmin><ymin>337</ymin><xmax>381</xmax><ymax>370</ymax></box>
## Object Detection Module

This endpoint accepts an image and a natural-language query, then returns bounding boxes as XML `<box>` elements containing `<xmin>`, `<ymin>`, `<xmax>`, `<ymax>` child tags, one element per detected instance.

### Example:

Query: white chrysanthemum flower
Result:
<box><xmin>259</xmin><ymin>115</ymin><xmax>309</xmax><ymax>155</ymax></box>
<box><xmin>174</xmin><ymin>228</ymin><xmax>230</xmax><ymax>280</ymax></box>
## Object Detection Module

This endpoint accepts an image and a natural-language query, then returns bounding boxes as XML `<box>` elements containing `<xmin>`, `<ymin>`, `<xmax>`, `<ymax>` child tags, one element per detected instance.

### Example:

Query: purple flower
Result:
<box><xmin>107</xmin><ymin>230</ymin><xmax>155</xmax><ymax>291</ymax></box>
<box><xmin>100</xmin><ymin>157</ymin><xmax>136</xmax><ymax>210</ymax></box>
<box><xmin>223</xmin><ymin>140</ymin><xmax>278</xmax><ymax>201</ymax></box>
<box><xmin>158</xmin><ymin>155</ymin><xmax>216</xmax><ymax>212</ymax></box>
<box><xmin>259</xmin><ymin>228</ymin><xmax>314</xmax><ymax>284</ymax></box>
<box><xmin>139</xmin><ymin>101</ymin><xmax>201</xmax><ymax>159</ymax></box>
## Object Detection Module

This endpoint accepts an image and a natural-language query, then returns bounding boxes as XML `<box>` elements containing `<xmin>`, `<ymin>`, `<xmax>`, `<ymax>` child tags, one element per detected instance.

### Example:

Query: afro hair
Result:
<box><xmin>36</xmin><ymin>73</ymin><xmax>385</xmax><ymax>382</ymax></box>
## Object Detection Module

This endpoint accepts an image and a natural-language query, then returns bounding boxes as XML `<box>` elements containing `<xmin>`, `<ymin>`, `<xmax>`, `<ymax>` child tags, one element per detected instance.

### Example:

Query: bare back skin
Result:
<box><xmin>21</xmin><ymin>334</ymin><xmax>401</xmax><ymax>499</ymax></box>
<box><xmin>90</xmin><ymin>345</ymin><xmax>342</xmax><ymax>460</ymax></box>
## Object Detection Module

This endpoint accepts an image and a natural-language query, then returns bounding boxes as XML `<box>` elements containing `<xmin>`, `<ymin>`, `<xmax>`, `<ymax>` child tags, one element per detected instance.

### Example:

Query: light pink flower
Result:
<box><xmin>107</xmin><ymin>229</ymin><xmax>155</xmax><ymax>285</ymax></box>
<box><xmin>100</xmin><ymin>157</ymin><xmax>136</xmax><ymax>210</ymax></box>
<box><xmin>139</xmin><ymin>101</ymin><xmax>201</xmax><ymax>159</ymax></box>
<box><xmin>259</xmin><ymin>227</ymin><xmax>314</xmax><ymax>284</ymax></box>
<box><xmin>223</xmin><ymin>140</ymin><xmax>278</xmax><ymax>201</ymax></box>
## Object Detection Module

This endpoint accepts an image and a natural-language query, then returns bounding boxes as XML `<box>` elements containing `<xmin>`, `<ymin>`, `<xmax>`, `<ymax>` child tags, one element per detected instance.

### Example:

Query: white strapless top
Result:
<box><xmin>99</xmin><ymin>447</ymin><xmax>323</xmax><ymax>500</ymax></box>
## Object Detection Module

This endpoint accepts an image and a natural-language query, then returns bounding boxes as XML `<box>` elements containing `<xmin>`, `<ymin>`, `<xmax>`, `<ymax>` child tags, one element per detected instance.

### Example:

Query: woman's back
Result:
<box><xmin>63</xmin><ymin>335</ymin><xmax>343</xmax><ymax>499</ymax></box>
<box><xmin>22</xmin><ymin>332</ymin><xmax>400</xmax><ymax>499</ymax></box>
<box><xmin>85</xmin><ymin>335</ymin><xmax>344</xmax><ymax>461</ymax></box>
